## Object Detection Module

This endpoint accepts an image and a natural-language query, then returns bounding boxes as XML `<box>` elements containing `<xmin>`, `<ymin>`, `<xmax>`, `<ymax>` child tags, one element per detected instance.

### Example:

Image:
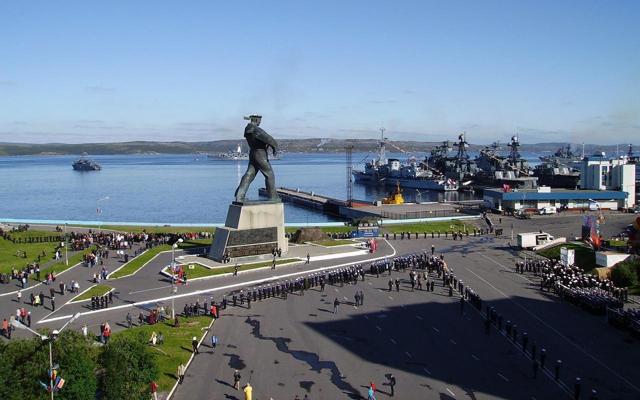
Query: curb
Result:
<box><xmin>68</xmin><ymin>285</ymin><xmax>115</xmax><ymax>304</ymax></box>
<box><xmin>107</xmin><ymin>247</ymin><xmax>170</xmax><ymax>280</ymax></box>
<box><xmin>159</xmin><ymin>259</ymin><xmax>304</xmax><ymax>283</ymax></box>
<box><xmin>165</xmin><ymin>317</ymin><xmax>216</xmax><ymax>400</ymax></box>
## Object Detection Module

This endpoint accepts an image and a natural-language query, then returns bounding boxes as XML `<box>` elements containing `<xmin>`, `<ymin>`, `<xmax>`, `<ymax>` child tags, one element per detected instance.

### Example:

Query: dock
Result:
<box><xmin>261</xmin><ymin>187</ymin><xmax>482</xmax><ymax>221</ymax></box>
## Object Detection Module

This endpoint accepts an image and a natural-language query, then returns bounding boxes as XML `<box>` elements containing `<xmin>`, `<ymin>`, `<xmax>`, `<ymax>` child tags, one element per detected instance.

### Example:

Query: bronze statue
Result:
<box><xmin>234</xmin><ymin>115</ymin><xmax>279</xmax><ymax>202</ymax></box>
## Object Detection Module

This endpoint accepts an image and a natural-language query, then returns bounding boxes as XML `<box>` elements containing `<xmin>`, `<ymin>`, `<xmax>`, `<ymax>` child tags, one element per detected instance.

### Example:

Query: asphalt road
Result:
<box><xmin>2</xmin><ymin>213</ymin><xmax>638</xmax><ymax>400</ymax></box>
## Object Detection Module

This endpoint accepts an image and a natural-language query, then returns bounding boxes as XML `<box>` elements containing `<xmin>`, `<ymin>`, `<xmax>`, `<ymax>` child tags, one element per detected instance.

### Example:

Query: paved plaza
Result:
<box><xmin>1</xmin><ymin>213</ymin><xmax>638</xmax><ymax>399</ymax></box>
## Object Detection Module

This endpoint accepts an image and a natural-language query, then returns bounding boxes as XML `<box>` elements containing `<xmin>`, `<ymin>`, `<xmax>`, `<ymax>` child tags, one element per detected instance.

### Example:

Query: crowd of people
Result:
<box><xmin>518</xmin><ymin>257</ymin><xmax>640</xmax><ymax>334</ymax></box>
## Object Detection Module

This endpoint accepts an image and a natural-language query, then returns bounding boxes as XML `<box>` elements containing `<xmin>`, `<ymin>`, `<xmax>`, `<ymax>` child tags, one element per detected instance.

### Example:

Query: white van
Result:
<box><xmin>538</xmin><ymin>206</ymin><xmax>557</xmax><ymax>215</ymax></box>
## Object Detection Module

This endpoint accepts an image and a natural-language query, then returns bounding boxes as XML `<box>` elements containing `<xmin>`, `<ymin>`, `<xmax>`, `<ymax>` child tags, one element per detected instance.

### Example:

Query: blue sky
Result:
<box><xmin>1</xmin><ymin>1</ymin><xmax>638</xmax><ymax>144</ymax></box>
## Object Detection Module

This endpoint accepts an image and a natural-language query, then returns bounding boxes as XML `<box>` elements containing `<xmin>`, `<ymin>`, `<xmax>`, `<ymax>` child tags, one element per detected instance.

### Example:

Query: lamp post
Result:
<box><xmin>171</xmin><ymin>285</ymin><xmax>178</xmax><ymax>320</ymax></box>
<box><xmin>64</xmin><ymin>223</ymin><xmax>68</xmax><ymax>266</ymax></box>
<box><xmin>11</xmin><ymin>312</ymin><xmax>80</xmax><ymax>400</ymax></box>
<box><xmin>171</xmin><ymin>238</ymin><xmax>184</xmax><ymax>268</ymax></box>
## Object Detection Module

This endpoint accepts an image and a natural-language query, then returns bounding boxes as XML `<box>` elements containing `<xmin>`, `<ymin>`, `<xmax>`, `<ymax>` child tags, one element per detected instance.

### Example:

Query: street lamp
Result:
<box><xmin>12</xmin><ymin>312</ymin><xmax>80</xmax><ymax>400</ymax></box>
<box><xmin>171</xmin><ymin>238</ymin><xmax>184</xmax><ymax>268</ymax></box>
<box><xmin>171</xmin><ymin>285</ymin><xmax>178</xmax><ymax>320</ymax></box>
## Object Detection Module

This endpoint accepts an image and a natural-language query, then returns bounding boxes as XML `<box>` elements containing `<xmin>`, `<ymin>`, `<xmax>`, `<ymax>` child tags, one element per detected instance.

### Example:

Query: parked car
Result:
<box><xmin>538</xmin><ymin>206</ymin><xmax>557</xmax><ymax>215</ymax></box>
<box><xmin>514</xmin><ymin>210</ymin><xmax>532</xmax><ymax>219</ymax></box>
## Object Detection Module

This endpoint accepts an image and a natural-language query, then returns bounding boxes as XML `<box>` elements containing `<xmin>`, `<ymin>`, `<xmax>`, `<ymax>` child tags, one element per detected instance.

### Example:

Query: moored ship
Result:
<box><xmin>473</xmin><ymin>136</ymin><xmax>537</xmax><ymax>189</ymax></box>
<box><xmin>72</xmin><ymin>154</ymin><xmax>101</xmax><ymax>171</ymax></box>
<box><xmin>352</xmin><ymin>129</ymin><xmax>458</xmax><ymax>191</ymax></box>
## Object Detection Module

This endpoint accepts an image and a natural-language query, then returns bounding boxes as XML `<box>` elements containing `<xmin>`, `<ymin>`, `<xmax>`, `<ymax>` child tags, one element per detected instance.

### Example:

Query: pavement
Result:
<box><xmin>2</xmin><ymin>212</ymin><xmax>639</xmax><ymax>399</ymax></box>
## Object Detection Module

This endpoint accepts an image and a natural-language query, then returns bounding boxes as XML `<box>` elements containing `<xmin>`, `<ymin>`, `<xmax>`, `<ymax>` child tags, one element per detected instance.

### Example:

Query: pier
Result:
<box><xmin>262</xmin><ymin>187</ymin><xmax>482</xmax><ymax>221</ymax></box>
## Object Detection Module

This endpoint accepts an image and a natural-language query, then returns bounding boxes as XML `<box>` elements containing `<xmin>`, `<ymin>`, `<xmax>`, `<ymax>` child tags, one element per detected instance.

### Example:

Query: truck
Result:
<box><xmin>517</xmin><ymin>232</ymin><xmax>555</xmax><ymax>249</ymax></box>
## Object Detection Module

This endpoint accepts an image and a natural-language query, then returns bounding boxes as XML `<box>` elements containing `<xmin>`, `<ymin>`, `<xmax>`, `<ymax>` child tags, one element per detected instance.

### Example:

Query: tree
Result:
<box><xmin>54</xmin><ymin>330</ymin><xmax>99</xmax><ymax>400</ymax></box>
<box><xmin>611</xmin><ymin>259</ymin><xmax>639</xmax><ymax>288</ymax></box>
<box><xmin>100</xmin><ymin>332</ymin><xmax>158</xmax><ymax>400</ymax></box>
<box><xmin>0</xmin><ymin>337</ymin><xmax>48</xmax><ymax>400</ymax></box>
<box><xmin>0</xmin><ymin>330</ymin><xmax>98</xmax><ymax>400</ymax></box>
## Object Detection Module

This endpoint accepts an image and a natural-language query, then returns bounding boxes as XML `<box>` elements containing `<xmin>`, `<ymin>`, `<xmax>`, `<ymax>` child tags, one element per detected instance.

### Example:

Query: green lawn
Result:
<box><xmin>113</xmin><ymin>316</ymin><xmax>214</xmax><ymax>391</ymax></box>
<box><xmin>77</xmin><ymin>225</ymin><xmax>215</xmax><ymax>234</ymax></box>
<box><xmin>177</xmin><ymin>239</ymin><xmax>211</xmax><ymax>249</ymax></box>
<box><xmin>382</xmin><ymin>220</ymin><xmax>472</xmax><ymax>234</ymax></box>
<box><xmin>312</xmin><ymin>239</ymin><xmax>355</xmax><ymax>247</ymax></box>
<box><xmin>71</xmin><ymin>284</ymin><xmax>113</xmax><ymax>302</ymax></box>
<box><xmin>168</xmin><ymin>258</ymin><xmax>300</xmax><ymax>279</ymax></box>
<box><xmin>285</xmin><ymin>225</ymin><xmax>354</xmax><ymax>234</ymax></box>
<box><xmin>0</xmin><ymin>230</ymin><xmax>62</xmax><ymax>274</ymax></box>
<box><xmin>48</xmin><ymin>247</ymin><xmax>97</xmax><ymax>274</ymax></box>
<box><xmin>538</xmin><ymin>243</ymin><xmax>597</xmax><ymax>272</ymax></box>
<box><xmin>109</xmin><ymin>245</ymin><xmax>171</xmax><ymax>279</ymax></box>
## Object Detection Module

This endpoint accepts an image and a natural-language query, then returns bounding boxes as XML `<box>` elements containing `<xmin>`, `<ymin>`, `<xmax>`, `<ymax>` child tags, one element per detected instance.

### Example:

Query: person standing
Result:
<box><xmin>233</xmin><ymin>369</ymin><xmax>242</xmax><ymax>390</ymax></box>
<box><xmin>389</xmin><ymin>374</ymin><xmax>396</xmax><ymax>396</ymax></box>
<box><xmin>243</xmin><ymin>382</ymin><xmax>253</xmax><ymax>400</ymax></box>
<box><xmin>191</xmin><ymin>336</ymin><xmax>199</xmax><ymax>354</ymax></box>
<box><xmin>177</xmin><ymin>363</ymin><xmax>185</xmax><ymax>384</ymax></box>
<box><xmin>211</xmin><ymin>334</ymin><xmax>218</xmax><ymax>352</ymax></box>
<box><xmin>16</xmin><ymin>290</ymin><xmax>21</xmax><ymax>303</ymax></box>
<box><xmin>306</xmin><ymin>253</ymin><xmax>310</xmax><ymax>264</ymax></box>
<box><xmin>82</xmin><ymin>324</ymin><xmax>88</xmax><ymax>337</ymax></box>
<box><xmin>333</xmin><ymin>298</ymin><xmax>340</xmax><ymax>314</ymax></box>
<box><xmin>126</xmin><ymin>312</ymin><xmax>133</xmax><ymax>328</ymax></box>
<box><xmin>51</xmin><ymin>295</ymin><xmax>56</xmax><ymax>311</ymax></box>
<box><xmin>150</xmin><ymin>380</ymin><xmax>158</xmax><ymax>400</ymax></box>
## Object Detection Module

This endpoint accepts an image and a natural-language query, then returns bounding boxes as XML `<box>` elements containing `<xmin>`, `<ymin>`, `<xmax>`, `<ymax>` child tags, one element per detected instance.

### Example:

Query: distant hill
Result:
<box><xmin>0</xmin><ymin>139</ymin><xmax>635</xmax><ymax>156</ymax></box>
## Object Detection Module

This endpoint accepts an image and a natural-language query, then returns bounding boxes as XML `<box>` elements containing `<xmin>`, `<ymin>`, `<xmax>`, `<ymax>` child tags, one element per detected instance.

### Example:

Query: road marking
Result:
<box><xmin>376</xmin><ymin>325</ymin><xmax>382</xmax><ymax>331</ymax></box>
<box><xmin>334</xmin><ymin>288</ymin><xmax>339</xmax><ymax>292</ymax></box>
<box><xmin>423</xmin><ymin>367</ymin><xmax>432</xmax><ymax>375</ymax></box>
<box><xmin>416</xmin><ymin>315</ymin><xmax>423</xmax><ymax>320</ymax></box>
<box><xmin>481</xmin><ymin>254</ymin><xmax>534</xmax><ymax>284</ymax></box>
<box><xmin>37</xmin><ymin>242</ymin><xmax>400</xmax><ymax>325</ymax></box>
<box><xmin>343</xmin><ymin>296</ymin><xmax>348</xmax><ymax>300</ymax></box>
<box><xmin>432</xmin><ymin>326</ymin><xmax>440</xmax><ymax>333</ymax></box>
<box><xmin>471</xmin><ymin>354</ymin><xmax>480</xmax><ymax>361</ymax></box>
<box><xmin>405</xmin><ymin>351</ymin><xmax>412</xmax><ymax>358</ymax></box>
<box><xmin>390</xmin><ymin>338</ymin><xmax>397</xmax><ymax>345</ymax></box>
<box><xmin>497</xmin><ymin>373</ymin><xmax>509</xmax><ymax>382</ymax></box>
<box><xmin>464</xmin><ymin>265</ymin><xmax>640</xmax><ymax>395</ymax></box>
<box><xmin>449</xmin><ymin>339</ymin><xmax>457</xmax><ymax>345</ymax></box>
<box><xmin>388</xmin><ymin>296</ymin><xmax>394</xmax><ymax>300</ymax></box>
<box><xmin>446</xmin><ymin>388</ymin><xmax>456</xmax><ymax>397</ymax></box>
<box><xmin>128</xmin><ymin>285</ymin><xmax>174</xmax><ymax>295</ymax></box>
<box><xmin>368</xmin><ymin>282</ymin><xmax>372</xmax><ymax>285</ymax></box>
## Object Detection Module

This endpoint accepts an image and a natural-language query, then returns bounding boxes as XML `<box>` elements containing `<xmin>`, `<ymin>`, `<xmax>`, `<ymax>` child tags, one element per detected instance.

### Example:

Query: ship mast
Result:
<box><xmin>508</xmin><ymin>135</ymin><xmax>521</xmax><ymax>165</ymax></box>
<box><xmin>378</xmin><ymin>127</ymin><xmax>387</xmax><ymax>165</ymax></box>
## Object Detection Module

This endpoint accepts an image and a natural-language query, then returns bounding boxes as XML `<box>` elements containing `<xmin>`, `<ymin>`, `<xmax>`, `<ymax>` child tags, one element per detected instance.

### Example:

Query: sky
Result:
<box><xmin>0</xmin><ymin>1</ymin><xmax>639</xmax><ymax>145</ymax></box>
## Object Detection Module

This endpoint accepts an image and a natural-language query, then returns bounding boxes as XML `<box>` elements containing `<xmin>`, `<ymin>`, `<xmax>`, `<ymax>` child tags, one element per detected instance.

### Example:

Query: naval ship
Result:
<box><xmin>72</xmin><ymin>153</ymin><xmax>101</xmax><ymax>171</ymax></box>
<box><xmin>425</xmin><ymin>133</ymin><xmax>478</xmax><ymax>185</ymax></box>
<box><xmin>352</xmin><ymin>129</ymin><xmax>458</xmax><ymax>191</ymax></box>
<box><xmin>473</xmin><ymin>136</ymin><xmax>537</xmax><ymax>189</ymax></box>
<box><xmin>207</xmin><ymin>143</ymin><xmax>282</xmax><ymax>161</ymax></box>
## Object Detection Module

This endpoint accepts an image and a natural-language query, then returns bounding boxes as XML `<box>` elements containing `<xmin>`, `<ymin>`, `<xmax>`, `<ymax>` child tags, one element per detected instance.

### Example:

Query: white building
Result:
<box><xmin>580</xmin><ymin>154</ymin><xmax>636</xmax><ymax>208</ymax></box>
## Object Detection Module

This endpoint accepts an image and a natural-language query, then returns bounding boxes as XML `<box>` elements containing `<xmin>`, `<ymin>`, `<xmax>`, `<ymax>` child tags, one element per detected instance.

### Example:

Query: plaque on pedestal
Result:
<box><xmin>209</xmin><ymin>201</ymin><xmax>287</xmax><ymax>261</ymax></box>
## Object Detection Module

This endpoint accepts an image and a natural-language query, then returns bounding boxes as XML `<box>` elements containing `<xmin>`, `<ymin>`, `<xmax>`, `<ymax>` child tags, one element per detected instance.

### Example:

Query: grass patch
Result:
<box><xmin>177</xmin><ymin>239</ymin><xmax>210</xmax><ymax>250</ymax></box>
<box><xmin>0</xmin><ymin>230</ymin><xmax>63</xmax><ymax>274</ymax></box>
<box><xmin>109</xmin><ymin>245</ymin><xmax>171</xmax><ymax>279</ymax></box>
<box><xmin>113</xmin><ymin>316</ymin><xmax>213</xmax><ymax>391</ymax></box>
<box><xmin>381</xmin><ymin>220</ymin><xmax>472</xmax><ymax>234</ymax></box>
<box><xmin>285</xmin><ymin>225</ymin><xmax>354</xmax><ymax>234</ymax></box>
<box><xmin>172</xmin><ymin>258</ymin><xmax>300</xmax><ymax>279</ymax></box>
<box><xmin>538</xmin><ymin>243</ymin><xmax>597</xmax><ymax>272</ymax></box>
<box><xmin>629</xmin><ymin>285</ymin><xmax>640</xmax><ymax>296</ymax></box>
<box><xmin>71</xmin><ymin>284</ymin><xmax>112</xmax><ymax>302</ymax></box>
<box><xmin>311</xmin><ymin>239</ymin><xmax>355</xmax><ymax>247</ymax></box>
<box><xmin>78</xmin><ymin>225</ymin><xmax>215</xmax><ymax>234</ymax></box>
<box><xmin>48</xmin><ymin>247</ymin><xmax>97</xmax><ymax>274</ymax></box>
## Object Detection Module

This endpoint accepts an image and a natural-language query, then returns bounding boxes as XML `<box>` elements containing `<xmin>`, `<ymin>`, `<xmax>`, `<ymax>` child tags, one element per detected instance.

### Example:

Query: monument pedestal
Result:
<box><xmin>209</xmin><ymin>201</ymin><xmax>288</xmax><ymax>261</ymax></box>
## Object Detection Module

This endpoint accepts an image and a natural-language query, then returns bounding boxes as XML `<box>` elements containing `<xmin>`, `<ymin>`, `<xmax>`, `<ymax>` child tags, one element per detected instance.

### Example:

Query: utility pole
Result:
<box><xmin>346</xmin><ymin>145</ymin><xmax>353</xmax><ymax>207</ymax></box>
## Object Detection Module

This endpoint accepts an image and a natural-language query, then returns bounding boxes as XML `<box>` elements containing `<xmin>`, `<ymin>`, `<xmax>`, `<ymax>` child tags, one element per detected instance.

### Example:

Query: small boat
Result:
<box><xmin>72</xmin><ymin>154</ymin><xmax>101</xmax><ymax>171</ymax></box>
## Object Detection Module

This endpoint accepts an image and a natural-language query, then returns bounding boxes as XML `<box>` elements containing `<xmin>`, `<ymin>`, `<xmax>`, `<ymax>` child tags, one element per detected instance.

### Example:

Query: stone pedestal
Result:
<box><xmin>209</xmin><ymin>201</ymin><xmax>288</xmax><ymax>261</ymax></box>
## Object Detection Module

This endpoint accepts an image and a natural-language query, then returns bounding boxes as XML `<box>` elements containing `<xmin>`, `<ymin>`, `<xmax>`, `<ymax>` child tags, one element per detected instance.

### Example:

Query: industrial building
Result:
<box><xmin>483</xmin><ymin>186</ymin><xmax>629</xmax><ymax>212</ymax></box>
<box><xmin>579</xmin><ymin>153</ymin><xmax>636</xmax><ymax>207</ymax></box>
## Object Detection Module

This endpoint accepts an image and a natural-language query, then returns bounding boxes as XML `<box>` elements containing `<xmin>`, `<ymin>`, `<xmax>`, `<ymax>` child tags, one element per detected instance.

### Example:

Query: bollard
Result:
<box><xmin>555</xmin><ymin>359</ymin><xmax>562</xmax><ymax>381</ymax></box>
